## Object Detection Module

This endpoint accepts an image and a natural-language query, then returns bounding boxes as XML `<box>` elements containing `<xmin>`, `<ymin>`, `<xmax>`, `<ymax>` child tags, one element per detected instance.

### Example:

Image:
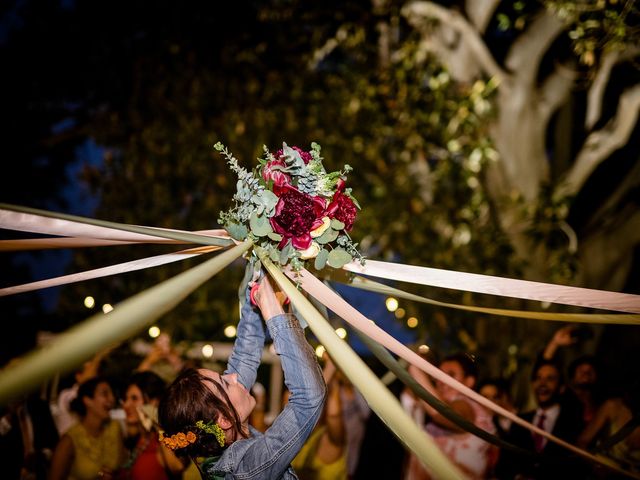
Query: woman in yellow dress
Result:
<box><xmin>49</xmin><ymin>376</ymin><xmax>124</xmax><ymax>480</ymax></box>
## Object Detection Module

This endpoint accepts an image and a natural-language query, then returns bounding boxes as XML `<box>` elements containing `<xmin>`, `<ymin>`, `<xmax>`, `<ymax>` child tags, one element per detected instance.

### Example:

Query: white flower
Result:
<box><xmin>299</xmin><ymin>242</ymin><xmax>321</xmax><ymax>259</ymax></box>
<box><xmin>310</xmin><ymin>216</ymin><xmax>331</xmax><ymax>238</ymax></box>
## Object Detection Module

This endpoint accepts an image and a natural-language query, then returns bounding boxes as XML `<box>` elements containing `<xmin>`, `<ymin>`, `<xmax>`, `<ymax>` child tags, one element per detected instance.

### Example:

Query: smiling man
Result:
<box><xmin>496</xmin><ymin>359</ymin><xmax>586</xmax><ymax>479</ymax></box>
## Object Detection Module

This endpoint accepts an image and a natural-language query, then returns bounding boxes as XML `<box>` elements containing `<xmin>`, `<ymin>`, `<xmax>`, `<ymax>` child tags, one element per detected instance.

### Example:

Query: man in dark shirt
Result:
<box><xmin>497</xmin><ymin>359</ymin><xmax>586</xmax><ymax>479</ymax></box>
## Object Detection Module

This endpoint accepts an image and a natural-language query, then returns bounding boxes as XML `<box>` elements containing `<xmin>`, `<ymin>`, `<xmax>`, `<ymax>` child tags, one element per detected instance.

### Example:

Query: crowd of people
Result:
<box><xmin>1</xmin><ymin>279</ymin><xmax>639</xmax><ymax>480</ymax></box>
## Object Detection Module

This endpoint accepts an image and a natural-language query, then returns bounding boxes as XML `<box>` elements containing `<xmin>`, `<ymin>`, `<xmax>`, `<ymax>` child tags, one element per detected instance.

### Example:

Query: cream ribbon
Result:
<box><xmin>0</xmin><ymin>246</ymin><xmax>221</xmax><ymax>296</ymax></box>
<box><xmin>292</xmin><ymin>267</ymin><xmax>632</xmax><ymax>477</ymax></box>
<box><xmin>344</xmin><ymin>259</ymin><xmax>640</xmax><ymax>314</ymax></box>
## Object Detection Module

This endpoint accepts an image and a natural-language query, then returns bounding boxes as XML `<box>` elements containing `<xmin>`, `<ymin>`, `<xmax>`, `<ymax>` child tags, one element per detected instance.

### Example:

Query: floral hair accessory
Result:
<box><xmin>216</xmin><ymin>141</ymin><xmax>365</xmax><ymax>272</ymax></box>
<box><xmin>196</xmin><ymin>420</ymin><xmax>226</xmax><ymax>447</ymax></box>
<box><xmin>158</xmin><ymin>421</ymin><xmax>226</xmax><ymax>450</ymax></box>
<box><xmin>159</xmin><ymin>430</ymin><xmax>197</xmax><ymax>450</ymax></box>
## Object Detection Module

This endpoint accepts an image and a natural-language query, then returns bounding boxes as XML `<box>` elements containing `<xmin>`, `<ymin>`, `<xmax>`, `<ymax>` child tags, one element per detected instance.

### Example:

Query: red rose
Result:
<box><xmin>270</xmin><ymin>185</ymin><xmax>326</xmax><ymax>250</ymax></box>
<box><xmin>326</xmin><ymin>191</ymin><xmax>357</xmax><ymax>231</ymax></box>
<box><xmin>276</xmin><ymin>146</ymin><xmax>312</xmax><ymax>165</ymax></box>
<box><xmin>262</xmin><ymin>158</ymin><xmax>290</xmax><ymax>190</ymax></box>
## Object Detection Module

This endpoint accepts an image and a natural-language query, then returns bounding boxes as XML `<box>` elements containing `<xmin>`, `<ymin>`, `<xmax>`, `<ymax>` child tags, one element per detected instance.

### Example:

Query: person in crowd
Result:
<box><xmin>136</xmin><ymin>333</ymin><xmax>184</xmax><ymax>384</ymax></box>
<box><xmin>157</xmin><ymin>273</ymin><xmax>326</xmax><ymax>479</ymax></box>
<box><xmin>52</xmin><ymin>346</ymin><xmax>115</xmax><ymax>436</ymax></box>
<box><xmin>118</xmin><ymin>371</ymin><xmax>187</xmax><ymax>480</ymax></box>
<box><xmin>497</xmin><ymin>358</ymin><xmax>586</xmax><ymax>479</ymax></box>
<box><xmin>577</xmin><ymin>379</ymin><xmax>640</xmax><ymax>475</ymax></box>
<box><xmin>336</xmin><ymin>367</ymin><xmax>370</xmax><ymax>479</ymax></box>
<box><xmin>405</xmin><ymin>352</ymin><xmax>496</xmax><ymax>480</ymax></box>
<box><xmin>542</xmin><ymin>325</ymin><xmax>602</xmax><ymax>424</ymax></box>
<box><xmin>291</xmin><ymin>352</ymin><xmax>347</xmax><ymax>479</ymax></box>
<box><xmin>49</xmin><ymin>376</ymin><xmax>125</xmax><ymax>480</ymax></box>
<box><xmin>1</xmin><ymin>387</ymin><xmax>59</xmax><ymax>480</ymax></box>
<box><xmin>478</xmin><ymin>377</ymin><xmax>517</xmax><ymax>439</ymax></box>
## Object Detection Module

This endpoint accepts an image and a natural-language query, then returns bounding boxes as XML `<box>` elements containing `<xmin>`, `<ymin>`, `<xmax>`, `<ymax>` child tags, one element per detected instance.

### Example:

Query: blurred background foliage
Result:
<box><xmin>1</xmin><ymin>0</ymin><xmax>639</xmax><ymax>395</ymax></box>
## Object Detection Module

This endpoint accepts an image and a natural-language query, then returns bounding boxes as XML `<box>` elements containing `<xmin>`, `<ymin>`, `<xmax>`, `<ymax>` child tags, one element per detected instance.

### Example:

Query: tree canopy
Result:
<box><xmin>1</xmin><ymin>0</ymin><xmax>638</xmax><ymax>387</ymax></box>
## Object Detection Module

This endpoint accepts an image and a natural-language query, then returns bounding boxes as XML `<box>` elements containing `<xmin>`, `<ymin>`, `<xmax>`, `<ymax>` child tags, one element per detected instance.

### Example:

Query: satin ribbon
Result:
<box><xmin>343</xmin><ymin>259</ymin><xmax>640</xmax><ymax>314</ymax></box>
<box><xmin>0</xmin><ymin>230</ymin><xmax>228</xmax><ymax>251</ymax></box>
<box><xmin>0</xmin><ymin>241</ymin><xmax>252</xmax><ymax>406</ymax></box>
<box><xmin>325</xmin><ymin>272</ymin><xmax>640</xmax><ymax>325</ymax></box>
<box><xmin>0</xmin><ymin>246</ymin><xmax>221</xmax><ymax>296</ymax></box>
<box><xmin>259</xmin><ymin>253</ymin><xmax>466</xmax><ymax>479</ymax></box>
<box><xmin>291</xmin><ymin>268</ymin><xmax>629</xmax><ymax>476</ymax></box>
<box><xmin>0</xmin><ymin>204</ymin><xmax>233</xmax><ymax>247</ymax></box>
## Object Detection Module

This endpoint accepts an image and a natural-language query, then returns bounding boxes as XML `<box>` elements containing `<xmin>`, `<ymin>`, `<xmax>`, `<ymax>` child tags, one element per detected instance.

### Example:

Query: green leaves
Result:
<box><xmin>249</xmin><ymin>211</ymin><xmax>272</xmax><ymax>237</ymax></box>
<box><xmin>327</xmin><ymin>247</ymin><xmax>352</xmax><ymax>268</ymax></box>
<box><xmin>315</xmin><ymin>227</ymin><xmax>339</xmax><ymax>244</ymax></box>
<box><xmin>226</xmin><ymin>222</ymin><xmax>248</xmax><ymax>241</ymax></box>
<box><xmin>315</xmin><ymin>248</ymin><xmax>329</xmax><ymax>270</ymax></box>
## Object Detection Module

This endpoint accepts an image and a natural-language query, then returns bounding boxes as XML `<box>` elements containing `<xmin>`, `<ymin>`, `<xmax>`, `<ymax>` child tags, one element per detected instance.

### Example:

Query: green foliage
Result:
<box><xmin>5</xmin><ymin>0</ymin><xmax>635</xmax><ymax>363</ymax></box>
<box><xmin>494</xmin><ymin>0</ymin><xmax>639</xmax><ymax>67</ymax></box>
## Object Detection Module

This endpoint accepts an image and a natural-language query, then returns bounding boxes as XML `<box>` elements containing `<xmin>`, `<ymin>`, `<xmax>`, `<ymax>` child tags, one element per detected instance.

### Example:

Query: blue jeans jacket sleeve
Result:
<box><xmin>224</xmin><ymin>287</ymin><xmax>266</xmax><ymax>390</ymax></box>
<box><xmin>210</xmin><ymin>313</ymin><xmax>326</xmax><ymax>479</ymax></box>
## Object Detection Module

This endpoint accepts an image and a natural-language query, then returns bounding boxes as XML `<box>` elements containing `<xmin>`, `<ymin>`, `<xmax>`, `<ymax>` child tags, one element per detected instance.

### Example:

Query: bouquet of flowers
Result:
<box><xmin>216</xmin><ymin>141</ymin><xmax>364</xmax><ymax>271</ymax></box>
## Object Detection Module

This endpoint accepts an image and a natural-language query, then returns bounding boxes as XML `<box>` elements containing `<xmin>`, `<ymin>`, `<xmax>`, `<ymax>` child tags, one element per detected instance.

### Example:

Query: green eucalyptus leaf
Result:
<box><xmin>280</xmin><ymin>241</ymin><xmax>293</xmax><ymax>265</ymax></box>
<box><xmin>314</xmin><ymin>248</ymin><xmax>329</xmax><ymax>270</ymax></box>
<box><xmin>316</xmin><ymin>228</ymin><xmax>339</xmax><ymax>244</ymax></box>
<box><xmin>260</xmin><ymin>190</ymin><xmax>279</xmax><ymax>216</ymax></box>
<box><xmin>226</xmin><ymin>223</ymin><xmax>248</xmax><ymax>241</ymax></box>
<box><xmin>249</xmin><ymin>212</ymin><xmax>272</xmax><ymax>237</ymax></box>
<box><xmin>327</xmin><ymin>248</ymin><xmax>353</xmax><ymax>268</ymax></box>
<box><xmin>330</xmin><ymin>218</ymin><xmax>345</xmax><ymax>230</ymax></box>
<box><xmin>267</xmin><ymin>231</ymin><xmax>283</xmax><ymax>242</ymax></box>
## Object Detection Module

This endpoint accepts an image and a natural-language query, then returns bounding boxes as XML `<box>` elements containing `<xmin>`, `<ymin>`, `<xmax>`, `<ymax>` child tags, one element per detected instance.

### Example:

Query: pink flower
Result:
<box><xmin>270</xmin><ymin>185</ymin><xmax>326</xmax><ymax>250</ymax></box>
<box><xmin>326</xmin><ymin>191</ymin><xmax>357</xmax><ymax>231</ymax></box>
<box><xmin>276</xmin><ymin>146</ymin><xmax>313</xmax><ymax>165</ymax></box>
<box><xmin>262</xmin><ymin>158</ymin><xmax>291</xmax><ymax>191</ymax></box>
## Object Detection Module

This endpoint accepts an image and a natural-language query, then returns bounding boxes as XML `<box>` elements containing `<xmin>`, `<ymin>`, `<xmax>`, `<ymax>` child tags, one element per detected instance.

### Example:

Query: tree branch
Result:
<box><xmin>505</xmin><ymin>10</ymin><xmax>566</xmax><ymax>88</ymax></box>
<box><xmin>586</xmin><ymin>47</ymin><xmax>640</xmax><ymax>130</ymax></box>
<box><xmin>559</xmin><ymin>84</ymin><xmax>640</xmax><ymax>198</ymax></box>
<box><xmin>402</xmin><ymin>1</ymin><xmax>508</xmax><ymax>83</ymax></box>
<box><xmin>539</xmin><ymin>61</ymin><xmax>577</xmax><ymax>125</ymax></box>
<box><xmin>465</xmin><ymin>0</ymin><xmax>501</xmax><ymax>34</ymax></box>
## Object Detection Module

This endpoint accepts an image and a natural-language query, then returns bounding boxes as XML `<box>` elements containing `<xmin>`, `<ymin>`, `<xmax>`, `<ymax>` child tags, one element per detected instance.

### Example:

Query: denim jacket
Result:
<box><xmin>203</xmin><ymin>292</ymin><xmax>326</xmax><ymax>479</ymax></box>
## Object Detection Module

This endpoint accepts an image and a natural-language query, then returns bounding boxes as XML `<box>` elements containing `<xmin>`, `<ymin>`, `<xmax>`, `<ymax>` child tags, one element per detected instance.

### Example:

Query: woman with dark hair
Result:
<box><xmin>158</xmin><ymin>274</ymin><xmax>326</xmax><ymax>479</ymax></box>
<box><xmin>49</xmin><ymin>376</ymin><xmax>124</xmax><ymax>480</ymax></box>
<box><xmin>405</xmin><ymin>352</ymin><xmax>496</xmax><ymax>480</ymax></box>
<box><xmin>118</xmin><ymin>371</ymin><xmax>187</xmax><ymax>480</ymax></box>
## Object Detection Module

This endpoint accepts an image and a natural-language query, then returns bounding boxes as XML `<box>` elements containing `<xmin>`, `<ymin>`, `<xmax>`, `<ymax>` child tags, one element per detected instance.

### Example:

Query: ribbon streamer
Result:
<box><xmin>326</xmin><ymin>272</ymin><xmax>640</xmax><ymax>325</ymax></box>
<box><xmin>292</xmin><ymin>268</ymin><xmax>631</xmax><ymax>477</ymax></box>
<box><xmin>343</xmin><ymin>260</ymin><xmax>640</xmax><ymax>314</ymax></box>
<box><xmin>260</xmin><ymin>253</ymin><xmax>466</xmax><ymax>480</ymax></box>
<box><xmin>0</xmin><ymin>203</ymin><xmax>233</xmax><ymax>247</ymax></box>
<box><xmin>0</xmin><ymin>230</ymin><xmax>228</xmax><ymax>251</ymax></box>
<box><xmin>353</xmin><ymin>327</ymin><xmax>537</xmax><ymax>459</ymax></box>
<box><xmin>0</xmin><ymin>241</ymin><xmax>252</xmax><ymax>406</ymax></box>
<box><xmin>0</xmin><ymin>246</ymin><xmax>221</xmax><ymax>296</ymax></box>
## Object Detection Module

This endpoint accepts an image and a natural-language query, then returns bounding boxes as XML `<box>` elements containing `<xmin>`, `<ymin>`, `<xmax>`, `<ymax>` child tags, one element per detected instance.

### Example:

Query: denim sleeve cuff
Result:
<box><xmin>266</xmin><ymin>313</ymin><xmax>301</xmax><ymax>337</ymax></box>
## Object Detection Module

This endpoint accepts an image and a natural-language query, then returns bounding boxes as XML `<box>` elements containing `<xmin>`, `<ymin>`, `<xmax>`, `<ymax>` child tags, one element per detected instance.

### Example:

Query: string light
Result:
<box><xmin>148</xmin><ymin>326</ymin><xmax>161</xmax><ymax>338</ymax></box>
<box><xmin>201</xmin><ymin>344</ymin><xmax>214</xmax><ymax>358</ymax></box>
<box><xmin>335</xmin><ymin>327</ymin><xmax>347</xmax><ymax>339</ymax></box>
<box><xmin>385</xmin><ymin>297</ymin><xmax>399</xmax><ymax>312</ymax></box>
<box><xmin>224</xmin><ymin>325</ymin><xmax>237</xmax><ymax>338</ymax></box>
